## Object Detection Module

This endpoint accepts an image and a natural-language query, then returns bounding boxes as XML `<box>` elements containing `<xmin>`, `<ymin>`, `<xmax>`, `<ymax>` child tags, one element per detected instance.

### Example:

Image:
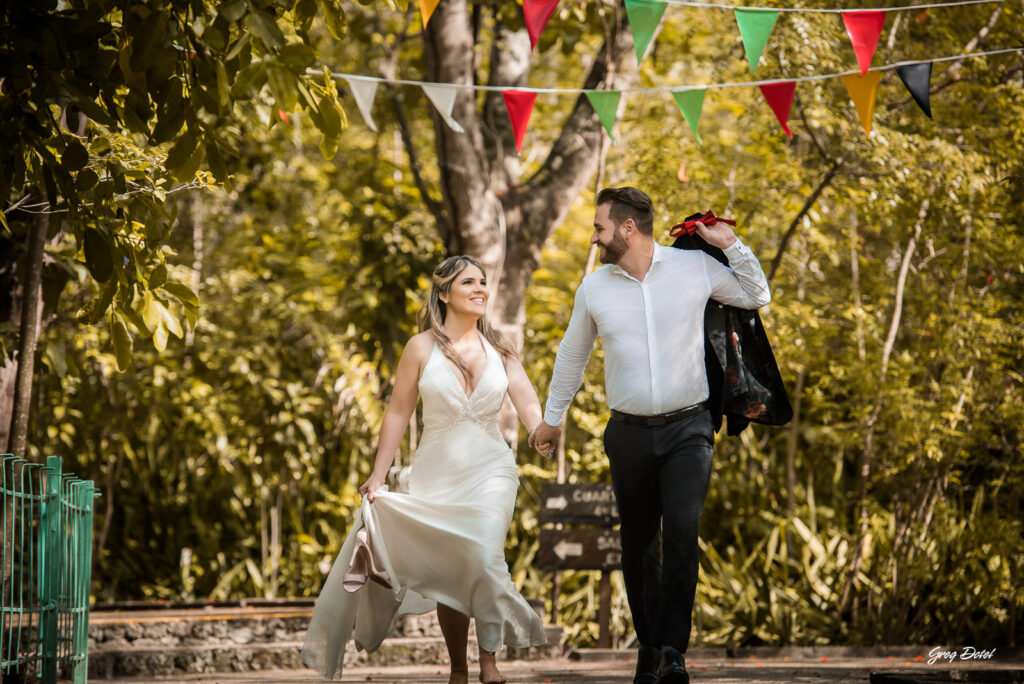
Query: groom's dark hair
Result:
<box><xmin>597</xmin><ymin>187</ymin><xmax>654</xmax><ymax>236</ymax></box>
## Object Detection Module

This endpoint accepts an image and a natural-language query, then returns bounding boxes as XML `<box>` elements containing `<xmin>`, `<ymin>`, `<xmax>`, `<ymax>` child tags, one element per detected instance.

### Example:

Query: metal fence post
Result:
<box><xmin>71</xmin><ymin>480</ymin><xmax>94</xmax><ymax>684</ymax></box>
<box><xmin>40</xmin><ymin>456</ymin><xmax>61</xmax><ymax>684</ymax></box>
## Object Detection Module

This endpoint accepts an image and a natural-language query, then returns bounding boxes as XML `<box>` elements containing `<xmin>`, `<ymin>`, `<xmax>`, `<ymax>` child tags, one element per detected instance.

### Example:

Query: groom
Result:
<box><xmin>530</xmin><ymin>187</ymin><xmax>771</xmax><ymax>684</ymax></box>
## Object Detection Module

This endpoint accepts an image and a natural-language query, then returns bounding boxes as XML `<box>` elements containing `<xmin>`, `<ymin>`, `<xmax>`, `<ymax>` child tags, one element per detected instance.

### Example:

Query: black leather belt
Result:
<box><xmin>609</xmin><ymin>402</ymin><xmax>708</xmax><ymax>427</ymax></box>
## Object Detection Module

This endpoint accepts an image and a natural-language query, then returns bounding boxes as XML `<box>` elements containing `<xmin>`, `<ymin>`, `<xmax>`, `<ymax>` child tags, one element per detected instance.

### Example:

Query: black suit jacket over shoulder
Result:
<box><xmin>670</xmin><ymin>231</ymin><xmax>793</xmax><ymax>436</ymax></box>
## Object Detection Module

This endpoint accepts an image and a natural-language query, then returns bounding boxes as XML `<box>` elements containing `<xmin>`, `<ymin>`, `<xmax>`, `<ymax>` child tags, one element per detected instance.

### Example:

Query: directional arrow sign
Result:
<box><xmin>553</xmin><ymin>540</ymin><xmax>583</xmax><ymax>560</ymax></box>
<box><xmin>546</xmin><ymin>495</ymin><xmax>568</xmax><ymax>510</ymax></box>
<box><xmin>538</xmin><ymin>529</ymin><xmax>622</xmax><ymax>570</ymax></box>
<box><xmin>540</xmin><ymin>483</ymin><xmax>619</xmax><ymax>525</ymax></box>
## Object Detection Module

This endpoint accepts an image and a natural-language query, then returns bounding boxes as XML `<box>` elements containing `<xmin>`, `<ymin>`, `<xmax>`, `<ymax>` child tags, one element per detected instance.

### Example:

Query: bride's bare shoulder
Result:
<box><xmin>403</xmin><ymin>331</ymin><xmax>435</xmax><ymax>361</ymax></box>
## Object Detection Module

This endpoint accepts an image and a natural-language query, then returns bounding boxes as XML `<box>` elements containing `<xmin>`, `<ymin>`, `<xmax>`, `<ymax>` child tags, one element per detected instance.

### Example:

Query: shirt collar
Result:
<box><xmin>610</xmin><ymin>242</ymin><xmax>666</xmax><ymax>279</ymax></box>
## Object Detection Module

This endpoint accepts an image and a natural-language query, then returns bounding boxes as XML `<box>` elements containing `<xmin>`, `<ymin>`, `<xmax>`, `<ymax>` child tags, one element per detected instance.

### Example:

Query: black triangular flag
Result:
<box><xmin>896</xmin><ymin>62</ymin><xmax>933</xmax><ymax>119</ymax></box>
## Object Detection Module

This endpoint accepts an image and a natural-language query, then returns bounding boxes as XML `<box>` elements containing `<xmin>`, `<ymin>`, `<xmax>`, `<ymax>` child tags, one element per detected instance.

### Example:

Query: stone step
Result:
<box><xmin>88</xmin><ymin>627</ymin><xmax>564</xmax><ymax>679</ymax></box>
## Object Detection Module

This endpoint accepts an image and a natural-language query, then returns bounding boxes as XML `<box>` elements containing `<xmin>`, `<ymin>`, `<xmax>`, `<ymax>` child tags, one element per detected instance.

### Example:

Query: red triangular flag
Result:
<box><xmin>759</xmin><ymin>81</ymin><xmax>796</xmax><ymax>138</ymax></box>
<box><xmin>524</xmin><ymin>0</ymin><xmax>560</xmax><ymax>50</ymax></box>
<box><xmin>843</xmin><ymin>11</ymin><xmax>886</xmax><ymax>75</ymax></box>
<box><xmin>502</xmin><ymin>90</ymin><xmax>537</xmax><ymax>154</ymax></box>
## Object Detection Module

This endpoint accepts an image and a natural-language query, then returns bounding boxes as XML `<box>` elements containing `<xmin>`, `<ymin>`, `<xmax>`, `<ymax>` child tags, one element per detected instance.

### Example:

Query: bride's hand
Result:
<box><xmin>359</xmin><ymin>471</ymin><xmax>386</xmax><ymax>503</ymax></box>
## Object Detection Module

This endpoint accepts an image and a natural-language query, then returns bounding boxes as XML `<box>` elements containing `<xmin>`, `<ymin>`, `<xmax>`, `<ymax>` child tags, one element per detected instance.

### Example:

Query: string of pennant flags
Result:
<box><xmin>321</xmin><ymin>0</ymin><xmax>1020</xmax><ymax>149</ymax></box>
<box><xmin>317</xmin><ymin>45</ymin><xmax>1022</xmax><ymax>149</ymax></box>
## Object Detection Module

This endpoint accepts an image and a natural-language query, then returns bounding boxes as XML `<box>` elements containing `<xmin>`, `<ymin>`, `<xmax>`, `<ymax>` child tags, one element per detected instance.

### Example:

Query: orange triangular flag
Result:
<box><xmin>502</xmin><ymin>91</ymin><xmax>537</xmax><ymax>154</ymax></box>
<box><xmin>841</xmin><ymin>71</ymin><xmax>883</xmax><ymax>135</ymax></box>
<box><xmin>419</xmin><ymin>0</ymin><xmax>441</xmax><ymax>28</ymax></box>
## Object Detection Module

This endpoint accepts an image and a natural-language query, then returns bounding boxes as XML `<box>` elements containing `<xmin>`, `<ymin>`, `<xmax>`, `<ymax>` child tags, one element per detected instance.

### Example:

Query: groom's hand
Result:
<box><xmin>529</xmin><ymin>422</ymin><xmax>561</xmax><ymax>458</ymax></box>
<box><xmin>694</xmin><ymin>219</ymin><xmax>738</xmax><ymax>250</ymax></box>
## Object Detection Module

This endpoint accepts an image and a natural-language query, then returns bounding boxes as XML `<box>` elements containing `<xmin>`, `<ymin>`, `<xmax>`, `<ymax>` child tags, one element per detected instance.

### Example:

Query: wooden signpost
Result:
<box><xmin>538</xmin><ymin>483</ymin><xmax>620</xmax><ymax>647</ymax></box>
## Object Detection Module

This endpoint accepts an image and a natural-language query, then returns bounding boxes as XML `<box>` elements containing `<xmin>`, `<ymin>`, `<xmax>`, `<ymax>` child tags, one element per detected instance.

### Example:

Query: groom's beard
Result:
<box><xmin>598</xmin><ymin>230</ymin><xmax>628</xmax><ymax>264</ymax></box>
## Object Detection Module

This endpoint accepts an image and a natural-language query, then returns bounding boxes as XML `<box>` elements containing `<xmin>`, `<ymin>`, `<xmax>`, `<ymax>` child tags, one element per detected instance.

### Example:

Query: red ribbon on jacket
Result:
<box><xmin>669</xmin><ymin>211</ymin><xmax>737</xmax><ymax>238</ymax></box>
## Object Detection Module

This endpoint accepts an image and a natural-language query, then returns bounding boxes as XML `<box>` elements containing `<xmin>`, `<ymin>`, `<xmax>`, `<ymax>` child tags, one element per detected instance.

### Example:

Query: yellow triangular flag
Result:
<box><xmin>841</xmin><ymin>71</ymin><xmax>882</xmax><ymax>135</ymax></box>
<box><xmin>419</xmin><ymin>0</ymin><xmax>440</xmax><ymax>28</ymax></box>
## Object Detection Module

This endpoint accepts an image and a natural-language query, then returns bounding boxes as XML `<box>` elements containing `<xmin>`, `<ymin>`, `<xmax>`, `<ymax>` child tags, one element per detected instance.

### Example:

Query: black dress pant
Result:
<box><xmin>604</xmin><ymin>409</ymin><xmax>715</xmax><ymax>652</ymax></box>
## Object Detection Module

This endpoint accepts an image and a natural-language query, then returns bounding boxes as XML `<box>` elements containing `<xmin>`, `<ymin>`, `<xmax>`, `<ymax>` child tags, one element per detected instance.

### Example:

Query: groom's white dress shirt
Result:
<box><xmin>543</xmin><ymin>239</ymin><xmax>771</xmax><ymax>427</ymax></box>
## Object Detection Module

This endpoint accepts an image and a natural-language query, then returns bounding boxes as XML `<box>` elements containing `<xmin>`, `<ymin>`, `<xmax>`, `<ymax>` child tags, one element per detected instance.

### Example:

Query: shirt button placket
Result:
<box><xmin>640</xmin><ymin>281</ymin><xmax>660</xmax><ymax>414</ymax></box>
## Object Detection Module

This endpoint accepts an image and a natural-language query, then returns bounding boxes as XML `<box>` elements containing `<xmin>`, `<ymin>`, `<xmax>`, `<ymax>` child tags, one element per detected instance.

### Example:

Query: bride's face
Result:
<box><xmin>441</xmin><ymin>264</ymin><xmax>488</xmax><ymax>317</ymax></box>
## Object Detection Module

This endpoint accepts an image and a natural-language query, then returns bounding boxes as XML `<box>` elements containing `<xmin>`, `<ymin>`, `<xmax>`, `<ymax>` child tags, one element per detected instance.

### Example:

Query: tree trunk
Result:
<box><xmin>421</xmin><ymin>0</ymin><xmax>638</xmax><ymax>441</ymax></box>
<box><xmin>8</xmin><ymin>209</ymin><xmax>48</xmax><ymax>459</ymax></box>
<box><xmin>839</xmin><ymin>197</ymin><xmax>930</xmax><ymax>613</ymax></box>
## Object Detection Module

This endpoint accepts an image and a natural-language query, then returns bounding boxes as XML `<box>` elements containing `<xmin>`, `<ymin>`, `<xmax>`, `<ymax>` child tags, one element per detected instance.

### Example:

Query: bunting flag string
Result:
<box><xmin>321</xmin><ymin>47</ymin><xmax>1021</xmax><ymax>95</ymax></box>
<box><xmin>628</xmin><ymin>0</ymin><xmax>1000</xmax><ymax>11</ymax></box>
<box><xmin>323</xmin><ymin>46</ymin><xmax>1022</xmax><ymax>145</ymax></box>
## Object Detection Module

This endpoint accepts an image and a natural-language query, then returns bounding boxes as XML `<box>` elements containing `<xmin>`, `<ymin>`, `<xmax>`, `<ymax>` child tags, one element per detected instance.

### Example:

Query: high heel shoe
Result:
<box><xmin>342</xmin><ymin>527</ymin><xmax>392</xmax><ymax>592</ymax></box>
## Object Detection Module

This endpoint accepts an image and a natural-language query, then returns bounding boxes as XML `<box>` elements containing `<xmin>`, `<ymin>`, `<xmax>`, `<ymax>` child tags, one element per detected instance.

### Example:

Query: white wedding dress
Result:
<box><xmin>301</xmin><ymin>334</ymin><xmax>548</xmax><ymax>679</ymax></box>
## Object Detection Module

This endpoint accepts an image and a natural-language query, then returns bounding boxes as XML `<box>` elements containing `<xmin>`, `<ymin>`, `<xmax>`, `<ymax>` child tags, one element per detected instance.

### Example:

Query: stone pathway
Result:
<box><xmin>92</xmin><ymin>648</ymin><xmax>1024</xmax><ymax>683</ymax></box>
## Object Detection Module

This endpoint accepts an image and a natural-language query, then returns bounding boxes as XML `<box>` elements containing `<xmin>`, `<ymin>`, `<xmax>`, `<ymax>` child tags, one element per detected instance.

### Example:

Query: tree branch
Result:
<box><xmin>386</xmin><ymin>85</ymin><xmax>450</xmax><ymax>243</ymax></box>
<box><xmin>767</xmin><ymin>156</ymin><xmax>845</xmax><ymax>282</ymax></box>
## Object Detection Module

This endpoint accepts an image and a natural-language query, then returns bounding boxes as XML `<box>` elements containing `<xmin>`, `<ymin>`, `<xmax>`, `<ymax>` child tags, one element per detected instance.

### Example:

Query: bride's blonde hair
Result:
<box><xmin>417</xmin><ymin>255</ymin><xmax>518</xmax><ymax>382</ymax></box>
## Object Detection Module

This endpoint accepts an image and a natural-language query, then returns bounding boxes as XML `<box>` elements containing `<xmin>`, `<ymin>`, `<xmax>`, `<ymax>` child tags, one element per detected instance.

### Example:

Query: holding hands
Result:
<box><xmin>528</xmin><ymin>421</ymin><xmax>561</xmax><ymax>459</ymax></box>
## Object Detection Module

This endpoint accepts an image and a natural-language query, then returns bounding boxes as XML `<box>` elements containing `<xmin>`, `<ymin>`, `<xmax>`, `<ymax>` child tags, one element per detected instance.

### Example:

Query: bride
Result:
<box><xmin>301</xmin><ymin>255</ymin><xmax>548</xmax><ymax>683</ymax></box>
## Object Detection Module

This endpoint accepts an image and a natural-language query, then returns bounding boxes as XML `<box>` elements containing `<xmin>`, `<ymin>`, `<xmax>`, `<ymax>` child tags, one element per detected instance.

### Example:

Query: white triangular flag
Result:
<box><xmin>421</xmin><ymin>84</ymin><xmax>465</xmax><ymax>133</ymax></box>
<box><xmin>344</xmin><ymin>77</ymin><xmax>379</xmax><ymax>132</ymax></box>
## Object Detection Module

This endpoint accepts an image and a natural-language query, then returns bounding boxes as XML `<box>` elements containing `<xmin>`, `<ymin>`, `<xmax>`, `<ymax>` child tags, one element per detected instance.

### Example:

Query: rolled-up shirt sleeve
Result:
<box><xmin>543</xmin><ymin>281</ymin><xmax>598</xmax><ymax>427</ymax></box>
<box><xmin>705</xmin><ymin>237</ymin><xmax>772</xmax><ymax>309</ymax></box>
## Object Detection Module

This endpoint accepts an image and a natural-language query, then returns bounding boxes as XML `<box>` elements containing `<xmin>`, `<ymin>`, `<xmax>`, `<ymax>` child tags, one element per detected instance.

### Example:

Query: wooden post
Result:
<box><xmin>597</xmin><ymin>571</ymin><xmax>612</xmax><ymax>648</ymax></box>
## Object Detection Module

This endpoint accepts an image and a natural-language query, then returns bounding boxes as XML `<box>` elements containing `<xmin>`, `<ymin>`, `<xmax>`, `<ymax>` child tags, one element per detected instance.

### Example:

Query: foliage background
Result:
<box><xmin>3</xmin><ymin>0</ymin><xmax>1022</xmax><ymax>649</ymax></box>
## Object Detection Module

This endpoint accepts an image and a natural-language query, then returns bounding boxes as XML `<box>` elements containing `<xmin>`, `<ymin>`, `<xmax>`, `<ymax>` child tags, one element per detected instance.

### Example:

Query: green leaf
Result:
<box><xmin>165</xmin><ymin>130</ymin><xmax>199</xmax><ymax>171</ymax></box>
<box><xmin>153</xmin><ymin>319</ymin><xmax>169</xmax><ymax>352</ymax></box>
<box><xmin>230</xmin><ymin>62</ymin><xmax>264</xmax><ymax>99</ymax></box>
<box><xmin>278</xmin><ymin>44</ymin><xmax>316</xmax><ymax>68</ymax></box>
<box><xmin>75</xmin><ymin>278</ymin><xmax>117</xmax><ymax>324</ymax></box>
<box><xmin>245</xmin><ymin>10</ymin><xmax>285</xmax><ymax>50</ymax></box>
<box><xmin>84</xmin><ymin>228</ymin><xmax>114</xmax><ymax>283</ymax></box>
<box><xmin>149</xmin><ymin>263</ymin><xmax>168</xmax><ymax>289</ymax></box>
<box><xmin>143</xmin><ymin>290</ymin><xmax>160</xmax><ymax>330</ymax></box>
<box><xmin>161</xmin><ymin>281</ymin><xmax>199</xmax><ymax>308</ymax></box>
<box><xmin>266</xmin><ymin>65</ymin><xmax>299</xmax><ymax>112</ymax></box>
<box><xmin>215</xmin><ymin>59</ymin><xmax>231</xmax><ymax>110</ymax></box>
<box><xmin>111</xmin><ymin>311</ymin><xmax>133</xmax><ymax>372</ymax></box>
<box><xmin>60</xmin><ymin>137</ymin><xmax>87</xmax><ymax>175</ymax></box>
<box><xmin>157</xmin><ymin>300</ymin><xmax>184</xmax><ymax>339</ymax></box>
<box><xmin>219</xmin><ymin>0</ymin><xmax>247</xmax><ymax>22</ymax></box>
<box><xmin>77</xmin><ymin>167</ymin><xmax>99</xmax><ymax>191</ymax></box>
<box><xmin>206</xmin><ymin>140</ymin><xmax>229</xmax><ymax>185</ymax></box>
<box><xmin>320</xmin><ymin>0</ymin><xmax>347</xmax><ymax>39</ymax></box>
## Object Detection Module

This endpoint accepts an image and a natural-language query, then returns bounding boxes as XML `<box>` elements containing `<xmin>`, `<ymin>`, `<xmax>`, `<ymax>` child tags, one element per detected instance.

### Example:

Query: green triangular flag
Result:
<box><xmin>734</xmin><ymin>8</ymin><xmax>779</xmax><ymax>74</ymax></box>
<box><xmin>625</xmin><ymin>0</ymin><xmax>667</xmax><ymax>65</ymax></box>
<box><xmin>671</xmin><ymin>89</ymin><xmax>706</xmax><ymax>145</ymax></box>
<box><xmin>585</xmin><ymin>90</ymin><xmax>621</xmax><ymax>140</ymax></box>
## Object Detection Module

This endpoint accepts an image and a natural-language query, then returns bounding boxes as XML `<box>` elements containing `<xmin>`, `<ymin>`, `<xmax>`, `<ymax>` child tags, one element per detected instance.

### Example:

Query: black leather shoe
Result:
<box><xmin>657</xmin><ymin>647</ymin><xmax>689</xmax><ymax>684</ymax></box>
<box><xmin>633</xmin><ymin>645</ymin><xmax>661</xmax><ymax>684</ymax></box>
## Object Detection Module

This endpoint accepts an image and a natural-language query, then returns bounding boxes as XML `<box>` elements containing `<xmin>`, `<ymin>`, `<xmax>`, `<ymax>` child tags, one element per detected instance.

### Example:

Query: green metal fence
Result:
<box><xmin>1</xmin><ymin>455</ymin><xmax>97</xmax><ymax>684</ymax></box>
